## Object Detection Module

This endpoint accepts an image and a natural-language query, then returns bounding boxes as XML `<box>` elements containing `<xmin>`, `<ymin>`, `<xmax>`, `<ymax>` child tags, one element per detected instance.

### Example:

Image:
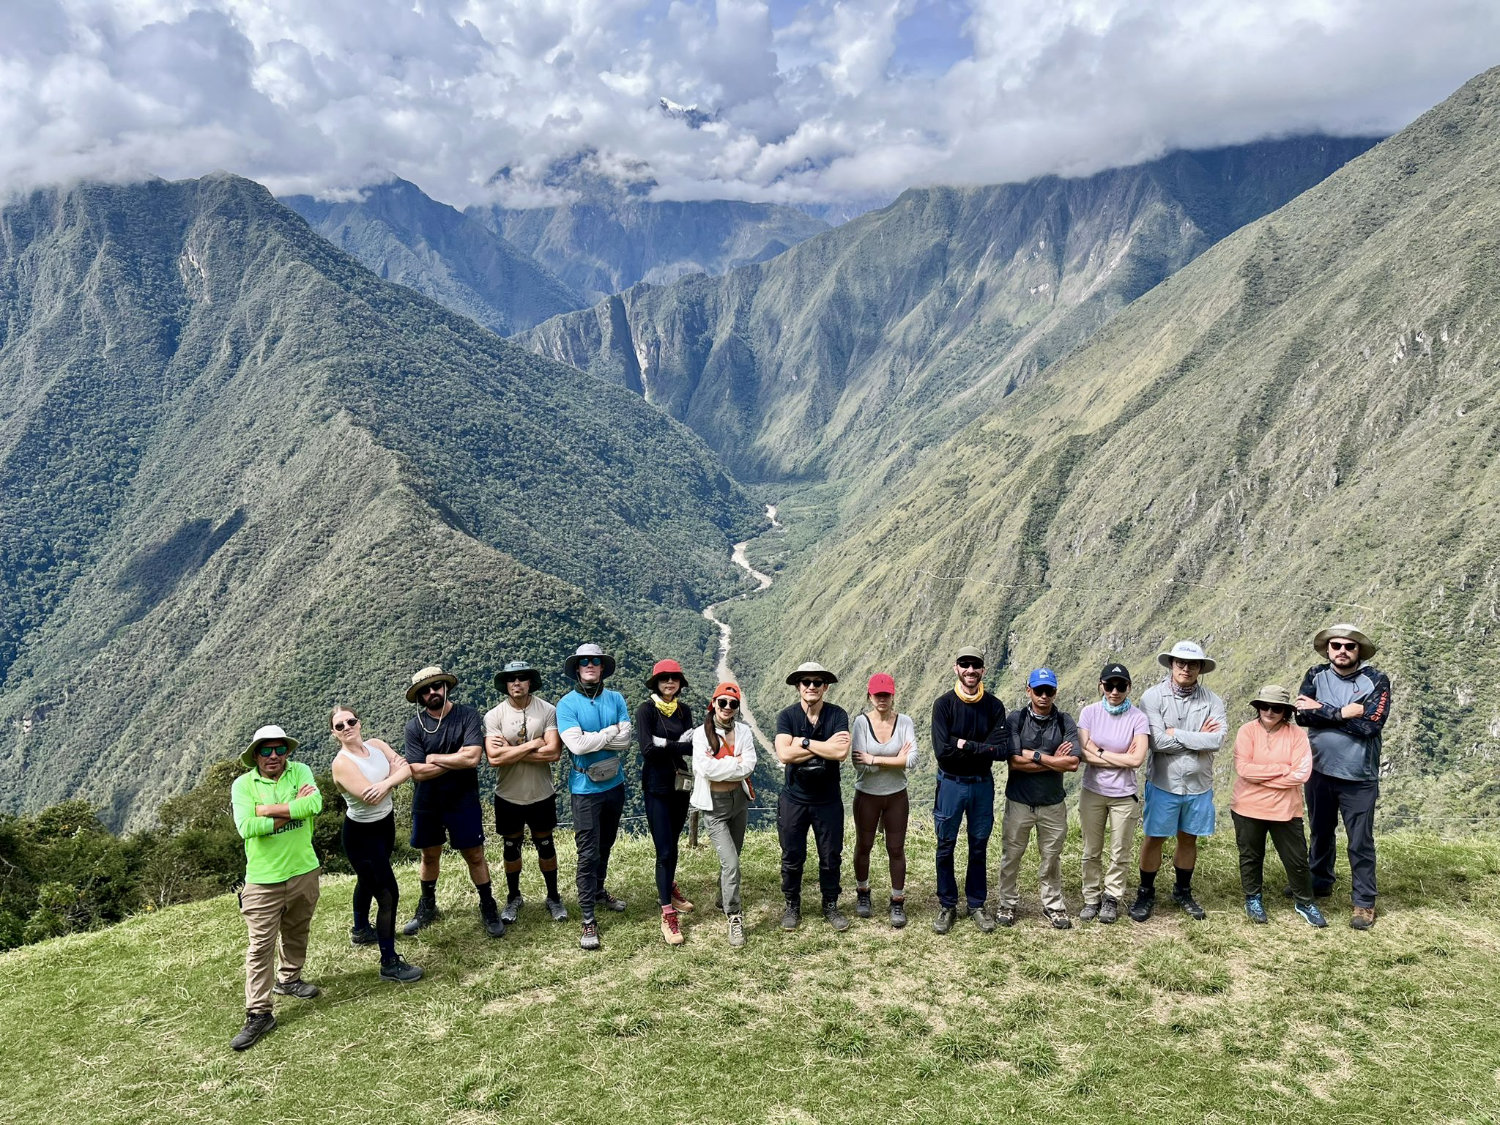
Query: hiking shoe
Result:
<box><xmin>932</xmin><ymin>906</ymin><xmax>958</xmax><ymax>935</ymax></box>
<box><xmin>1295</xmin><ymin>900</ymin><xmax>1329</xmax><ymax>928</ymax></box>
<box><xmin>544</xmin><ymin>896</ymin><xmax>568</xmax><ymax>922</ymax></box>
<box><xmin>350</xmin><ymin>923</ymin><xmax>378</xmax><ymax>946</ymax></box>
<box><xmin>661</xmin><ymin>909</ymin><xmax>685</xmax><ymax>946</ymax></box>
<box><xmin>728</xmin><ymin>913</ymin><xmax>745</xmax><ymax>948</ymax></box>
<box><xmin>579</xmin><ymin>920</ymin><xmax>601</xmax><ymax>950</ymax></box>
<box><xmin>1045</xmin><ymin>908</ymin><xmax>1072</xmax><ymax>931</ymax></box>
<box><xmin>380</xmin><ymin>954</ymin><xmax>424</xmax><ymax>983</ymax></box>
<box><xmin>1350</xmin><ymin>906</ymin><xmax>1377</xmax><ymax>931</ymax></box>
<box><xmin>823</xmin><ymin>902</ymin><xmax>851</xmax><ymax>932</ymax></box>
<box><xmin>1172</xmin><ymin>889</ymin><xmax>1207</xmax><ymax>920</ymax></box>
<box><xmin>230</xmin><ymin>1010</ymin><xmax>276</xmax><ymax>1051</ymax></box>
<box><xmin>501</xmin><ymin>893</ymin><xmax>523</xmax><ymax>925</ymax></box>
<box><xmin>855</xmin><ymin>888</ymin><xmax>873</xmax><ymax>918</ymax></box>
<box><xmin>1245</xmin><ymin>894</ymin><xmax>1269</xmax><ymax>924</ymax></box>
<box><xmin>968</xmin><ymin>905</ymin><xmax>998</xmax><ymax>933</ymax></box>
<box><xmin>1129</xmin><ymin>888</ymin><xmax>1155</xmax><ymax>923</ymax></box>
<box><xmin>1079</xmin><ymin>901</ymin><xmax>1101</xmax><ymax>923</ymax></box>
<box><xmin>272</xmin><ymin>978</ymin><xmax>319</xmax><ymax>999</ymax></box>
<box><xmin>1099</xmin><ymin>896</ymin><xmax>1119</xmax><ymax>925</ymax></box>
<box><xmin>890</xmin><ymin>898</ymin><xmax>907</xmax><ymax>929</ymax></box>
<box><xmin>994</xmin><ymin>906</ymin><xmax>1018</xmax><ymax>928</ymax></box>
<box><xmin>671</xmin><ymin>883</ymin><xmax>695</xmax><ymax>913</ymax></box>
<box><xmin>480</xmin><ymin>902</ymin><xmax>507</xmax><ymax>938</ymax></box>
<box><xmin>781</xmin><ymin>901</ymin><xmax>801</xmax><ymax>931</ymax></box>
<box><xmin>402</xmin><ymin>900</ymin><xmax>440</xmax><ymax>936</ymax></box>
<box><xmin>598</xmin><ymin>889</ymin><xmax>627</xmax><ymax>913</ymax></box>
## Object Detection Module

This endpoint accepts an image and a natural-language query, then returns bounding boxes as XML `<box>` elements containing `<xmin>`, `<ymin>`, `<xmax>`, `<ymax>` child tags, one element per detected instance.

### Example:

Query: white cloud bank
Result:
<box><xmin>1</xmin><ymin>0</ymin><xmax>1496</xmax><ymax>208</ymax></box>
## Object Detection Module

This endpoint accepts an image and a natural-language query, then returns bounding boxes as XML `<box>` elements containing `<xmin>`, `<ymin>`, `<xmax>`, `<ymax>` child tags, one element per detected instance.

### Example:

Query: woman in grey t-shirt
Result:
<box><xmin>850</xmin><ymin>673</ymin><xmax>920</xmax><ymax>928</ymax></box>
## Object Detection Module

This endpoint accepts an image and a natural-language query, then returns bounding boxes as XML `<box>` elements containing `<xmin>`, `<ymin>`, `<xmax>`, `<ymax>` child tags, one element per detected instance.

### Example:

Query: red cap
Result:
<box><xmin>648</xmin><ymin>659</ymin><xmax>686</xmax><ymax>685</ymax></box>
<box><xmin>867</xmin><ymin>673</ymin><xmax>896</xmax><ymax>695</ymax></box>
<box><xmin>712</xmin><ymin>681</ymin><xmax>741</xmax><ymax>702</ymax></box>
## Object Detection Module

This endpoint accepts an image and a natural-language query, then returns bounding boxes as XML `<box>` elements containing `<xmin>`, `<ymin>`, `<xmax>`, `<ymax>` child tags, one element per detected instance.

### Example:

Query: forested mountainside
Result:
<box><xmin>0</xmin><ymin>175</ymin><xmax>760</xmax><ymax>827</ymax></box>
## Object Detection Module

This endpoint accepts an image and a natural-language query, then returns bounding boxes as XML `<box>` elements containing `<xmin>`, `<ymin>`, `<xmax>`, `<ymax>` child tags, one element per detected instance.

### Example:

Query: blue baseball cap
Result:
<box><xmin>1027</xmin><ymin>667</ymin><xmax>1058</xmax><ymax>690</ymax></box>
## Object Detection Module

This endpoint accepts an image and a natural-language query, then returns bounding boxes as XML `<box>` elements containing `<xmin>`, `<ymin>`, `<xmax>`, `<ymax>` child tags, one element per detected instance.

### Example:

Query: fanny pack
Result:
<box><xmin>580</xmin><ymin>755</ymin><xmax>621</xmax><ymax>784</ymax></box>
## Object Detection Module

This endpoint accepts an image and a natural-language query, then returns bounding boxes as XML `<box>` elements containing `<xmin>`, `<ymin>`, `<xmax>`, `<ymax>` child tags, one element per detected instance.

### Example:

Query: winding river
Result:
<box><xmin>703</xmin><ymin>504</ymin><xmax>781</xmax><ymax>750</ymax></box>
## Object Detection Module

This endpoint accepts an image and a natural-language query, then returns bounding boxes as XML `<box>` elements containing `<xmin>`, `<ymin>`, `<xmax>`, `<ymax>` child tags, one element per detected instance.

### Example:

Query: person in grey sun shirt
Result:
<box><xmin>850</xmin><ymin>673</ymin><xmax>919</xmax><ymax>928</ymax></box>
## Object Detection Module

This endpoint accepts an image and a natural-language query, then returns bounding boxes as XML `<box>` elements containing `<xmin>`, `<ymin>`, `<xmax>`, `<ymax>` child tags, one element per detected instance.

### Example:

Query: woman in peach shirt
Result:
<box><xmin>1231</xmin><ymin>685</ymin><xmax>1327</xmax><ymax>927</ymax></box>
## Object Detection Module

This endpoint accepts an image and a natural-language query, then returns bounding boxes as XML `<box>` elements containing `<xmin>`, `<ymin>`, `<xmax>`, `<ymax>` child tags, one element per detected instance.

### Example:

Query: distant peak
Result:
<box><xmin>658</xmin><ymin>97</ymin><xmax>715</xmax><ymax>130</ymax></box>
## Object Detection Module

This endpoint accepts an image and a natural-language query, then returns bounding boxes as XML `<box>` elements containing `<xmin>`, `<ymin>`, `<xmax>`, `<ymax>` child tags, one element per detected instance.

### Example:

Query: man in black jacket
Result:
<box><xmin>929</xmin><ymin>646</ymin><xmax>1009</xmax><ymax>934</ymax></box>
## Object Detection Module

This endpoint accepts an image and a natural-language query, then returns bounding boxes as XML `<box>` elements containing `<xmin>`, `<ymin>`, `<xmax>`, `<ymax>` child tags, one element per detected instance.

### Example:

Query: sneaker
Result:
<box><xmin>855</xmin><ymin>888</ymin><xmax>873</xmax><ymax>918</ymax></box>
<box><xmin>727</xmin><ymin>913</ymin><xmax>745</xmax><ymax>948</ymax></box>
<box><xmin>1129</xmin><ymin>888</ymin><xmax>1155</xmax><ymax>923</ymax></box>
<box><xmin>889</xmin><ymin>898</ymin><xmax>907</xmax><ymax>929</ymax></box>
<box><xmin>1294</xmin><ymin>900</ymin><xmax>1329</xmax><ymax>928</ymax></box>
<box><xmin>544</xmin><ymin>896</ymin><xmax>569</xmax><ymax>922</ymax></box>
<box><xmin>968</xmin><ymin>905</ymin><xmax>997</xmax><ymax>933</ymax></box>
<box><xmin>1245</xmin><ymin>894</ymin><xmax>1269</xmax><ymax>924</ymax></box>
<box><xmin>671</xmin><ymin>883</ymin><xmax>695</xmax><ymax>913</ymax></box>
<box><xmin>823</xmin><ymin>901</ymin><xmax>851</xmax><ymax>932</ymax></box>
<box><xmin>350</xmin><ymin>923</ymin><xmax>378</xmax><ymax>946</ymax></box>
<box><xmin>480</xmin><ymin>902</ymin><xmax>507</xmax><ymax>938</ymax></box>
<box><xmin>579</xmin><ymin>920</ymin><xmax>601</xmax><ymax>950</ymax></box>
<box><xmin>1079</xmin><ymin>901</ymin><xmax>1101</xmax><ymax>923</ymax></box>
<box><xmin>597</xmin><ymin>889</ymin><xmax>627</xmax><ymax>913</ymax></box>
<box><xmin>380</xmin><ymin>954</ymin><xmax>424</xmax><ymax>983</ymax></box>
<box><xmin>272</xmin><ymin>978</ymin><xmax>319</xmax><ymax>999</ymax></box>
<box><xmin>1045</xmin><ymin>908</ymin><xmax>1072</xmax><ymax>930</ymax></box>
<box><xmin>501</xmin><ymin>893</ymin><xmax>523</xmax><ymax>925</ymax></box>
<box><xmin>661</xmin><ymin>909</ymin><xmax>685</xmax><ymax>946</ymax></box>
<box><xmin>402</xmin><ymin>899</ymin><xmax>440</xmax><ymax>936</ymax></box>
<box><xmin>1350</xmin><ymin>905</ymin><xmax>1377</xmax><ymax>931</ymax></box>
<box><xmin>994</xmin><ymin>906</ymin><xmax>1018</xmax><ymax>928</ymax></box>
<box><xmin>1172</xmin><ymin>889</ymin><xmax>1207</xmax><ymax>920</ymax></box>
<box><xmin>781</xmin><ymin>901</ymin><xmax>801</xmax><ymax>931</ymax></box>
<box><xmin>230</xmin><ymin>1010</ymin><xmax>276</xmax><ymax>1051</ymax></box>
<box><xmin>932</xmin><ymin>905</ymin><xmax>958</xmax><ymax>935</ymax></box>
<box><xmin>1099</xmin><ymin>896</ymin><xmax>1119</xmax><ymax>925</ymax></box>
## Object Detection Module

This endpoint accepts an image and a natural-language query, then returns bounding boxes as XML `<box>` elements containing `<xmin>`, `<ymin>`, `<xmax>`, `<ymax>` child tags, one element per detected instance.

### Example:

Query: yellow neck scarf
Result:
<box><xmin>652</xmin><ymin>692</ymin><xmax>679</xmax><ymax>717</ymax></box>
<box><xmin>954</xmin><ymin>679</ymin><xmax>985</xmax><ymax>704</ymax></box>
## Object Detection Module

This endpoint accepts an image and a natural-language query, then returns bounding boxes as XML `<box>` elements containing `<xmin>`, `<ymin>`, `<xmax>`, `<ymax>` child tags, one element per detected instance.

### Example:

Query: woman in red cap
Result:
<box><xmin>636</xmin><ymin>658</ymin><xmax>697</xmax><ymax>944</ymax></box>
<box><xmin>850</xmin><ymin>673</ymin><xmax>919</xmax><ymax>927</ymax></box>
<box><xmin>691</xmin><ymin>681</ymin><xmax>758</xmax><ymax>947</ymax></box>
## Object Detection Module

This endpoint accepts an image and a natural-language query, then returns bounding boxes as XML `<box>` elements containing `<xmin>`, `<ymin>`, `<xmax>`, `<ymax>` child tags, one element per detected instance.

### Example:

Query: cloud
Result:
<box><xmin>0</xmin><ymin>0</ymin><xmax>1496</xmax><ymax>209</ymax></box>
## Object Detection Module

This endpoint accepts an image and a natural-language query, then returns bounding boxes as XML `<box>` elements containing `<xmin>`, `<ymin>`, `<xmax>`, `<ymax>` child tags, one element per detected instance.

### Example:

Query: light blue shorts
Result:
<box><xmin>1141</xmin><ymin>782</ymin><xmax>1216</xmax><ymax>838</ymax></box>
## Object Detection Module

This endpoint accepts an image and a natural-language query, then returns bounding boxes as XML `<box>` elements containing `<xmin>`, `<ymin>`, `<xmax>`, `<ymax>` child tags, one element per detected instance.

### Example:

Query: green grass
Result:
<box><xmin>4</xmin><ymin>827</ymin><xmax>1499</xmax><ymax>1124</ymax></box>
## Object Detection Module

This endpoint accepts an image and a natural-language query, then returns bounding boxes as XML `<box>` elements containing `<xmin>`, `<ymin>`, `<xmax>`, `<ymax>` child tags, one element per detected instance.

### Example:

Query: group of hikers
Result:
<box><xmin>227</xmin><ymin>623</ymin><xmax>1391</xmax><ymax>1051</ymax></box>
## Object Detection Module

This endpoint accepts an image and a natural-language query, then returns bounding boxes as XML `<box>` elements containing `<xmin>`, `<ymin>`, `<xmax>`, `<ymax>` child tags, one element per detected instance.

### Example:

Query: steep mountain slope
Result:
<box><xmin>0</xmin><ymin>175</ymin><xmax>758</xmax><ymax>827</ymax></box>
<box><xmin>521</xmin><ymin>137</ymin><xmax>1380</xmax><ymax>480</ymax></box>
<box><xmin>724</xmin><ymin>68</ymin><xmax>1500</xmax><ymax>819</ymax></box>
<box><xmin>282</xmin><ymin>177</ymin><xmax>584</xmax><ymax>334</ymax></box>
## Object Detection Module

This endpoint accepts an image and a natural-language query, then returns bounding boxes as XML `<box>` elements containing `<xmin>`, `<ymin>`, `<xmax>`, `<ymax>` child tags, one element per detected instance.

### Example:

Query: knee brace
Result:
<box><xmin>503</xmin><ymin>836</ymin><xmax>524</xmax><ymax>865</ymax></box>
<box><xmin>534</xmin><ymin>834</ymin><xmax>557</xmax><ymax>863</ymax></box>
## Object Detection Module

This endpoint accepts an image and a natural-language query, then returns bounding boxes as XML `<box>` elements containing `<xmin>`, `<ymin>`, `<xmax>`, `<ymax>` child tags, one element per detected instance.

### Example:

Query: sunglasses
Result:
<box><xmin>505</xmin><ymin>674</ymin><xmax>533</xmax><ymax>683</ymax></box>
<box><xmin>421</xmin><ymin>684</ymin><xmax>446</xmax><ymax>696</ymax></box>
<box><xmin>578</xmin><ymin>656</ymin><xmax>603</xmax><ymax>666</ymax></box>
<box><xmin>956</xmin><ymin>659</ymin><xmax>984</xmax><ymax>670</ymax></box>
<box><xmin>1030</xmin><ymin>686</ymin><xmax>1056</xmax><ymax>697</ymax></box>
<box><xmin>798</xmin><ymin>679</ymin><xmax>828</xmax><ymax>689</ymax></box>
<box><xmin>332</xmin><ymin>717</ymin><xmax>360</xmax><ymax>732</ymax></box>
<box><xmin>715</xmin><ymin>698</ymin><xmax>740</xmax><ymax>710</ymax></box>
<box><xmin>1102</xmin><ymin>681</ymin><xmax>1129</xmax><ymax>692</ymax></box>
<box><xmin>257</xmin><ymin>744</ymin><xmax>289</xmax><ymax>757</ymax></box>
<box><xmin>1256</xmin><ymin>703</ymin><xmax>1292</xmax><ymax>716</ymax></box>
<box><xmin>1327</xmin><ymin>640</ymin><xmax>1360</xmax><ymax>652</ymax></box>
<box><xmin>656</xmin><ymin>674</ymin><xmax>682</xmax><ymax>683</ymax></box>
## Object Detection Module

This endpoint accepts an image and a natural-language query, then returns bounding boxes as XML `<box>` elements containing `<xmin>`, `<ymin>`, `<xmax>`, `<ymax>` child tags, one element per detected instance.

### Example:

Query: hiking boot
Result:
<box><xmin>855</xmin><ymin>888</ymin><xmax>873</xmax><ymax>918</ymax></box>
<box><xmin>932</xmin><ymin>905</ymin><xmax>958</xmax><ymax>935</ymax></box>
<box><xmin>1079</xmin><ymin>901</ymin><xmax>1101</xmax><ymax>923</ymax></box>
<box><xmin>501</xmin><ymin>893</ymin><xmax>523</xmax><ymax>925</ymax></box>
<box><xmin>1245</xmin><ymin>894</ymin><xmax>1269</xmax><ymax>924</ymax></box>
<box><xmin>1295</xmin><ymin>900</ymin><xmax>1329</xmax><ymax>928</ymax></box>
<box><xmin>671</xmin><ymin>883</ymin><xmax>695</xmax><ymax>913</ymax></box>
<box><xmin>823</xmin><ymin>901</ymin><xmax>851</xmax><ymax>932</ymax></box>
<box><xmin>579</xmin><ymin>920</ymin><xmax>601</xmax><ymax>950</ymax></box>
<box><xmin>380</xmin><ymin>954</ymin><xmax>424</xmax><ymax>983</ymax></box>
<box><xmin>1172</xmin><ymin>889</ymin><xmax>1207</xmax><ymax>920</ymax></box>
<box><xmin>661</xmin><ymin>909</ymin><xmax>685</xmax><ymax>946</ymax></box>
<box><xmin>480</xmin><ymin>901</ymin><xmax>507</xmax><ymax>938</ymax></box>
<box><xmin>968</xmin><ymin>905</ymin><xmax>998</xmax><ymax>933</ymax></box>
<box><xmin>544</xmin><ymin>896</ymin><xmax>568</xmax><ymax>922</ymax></box>
<box><xmin>781</xmin><ymin>901</ymin><xmax>801</xmax><ymax>931</ymax></box>
<box><xmin>1129</xmin><ymin>888</ymin><xmax>1155</xmax><ymax>923</ymax></box>
<box><xmin>1099</xmin><ymin>896</ymin><xmax>1119</xmax><ymax>925</ymax></box>
<box><xmin>272</xmin><ymin>978</ymin><xmax>319</xmax><ymax>999</ymax></box>
<box><xmin>1045</xmin><ymin>908</ymin><xmax>1072</xmax><ymax>931</ymax></box>
<box><xmin>728</xmin><ymin>913</ymin><xmax>746</xmax><ymax>948</ymax></box>
<box><xmin>994</xmin><ymin>905</ymin><xmax>1018</xmax><ymax>928</ymax></box>
<box><xmin>230</xmin><ymin>1010</ymin><xmax>276</xmax><ymax>1051</ymax></box>
<box><xmin>350</xmin><ymin>923</ymin><xmax>378</xmax><ymax>946</ymax></box>
<box><xmin>598</xmin><ymin>889</ymin><xmax>627</xmax><ymax>913</ymax></box>
<box><xmin>1350</xmin><ymin>906</ymin><xmax>1377</xmax><ymax>931</ymax></box>
<box><xmin>402</xmin><ymin>899</ymin><xmax>440</xmax><ymax>936</ymax></box>
<box><xmin>890</xmin><ymin>898</ymin><xmax>907</xmax><ymax>929</ymax></box>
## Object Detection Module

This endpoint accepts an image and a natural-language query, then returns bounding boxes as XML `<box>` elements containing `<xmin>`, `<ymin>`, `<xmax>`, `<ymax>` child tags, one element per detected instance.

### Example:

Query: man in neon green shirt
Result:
<box><xmin>229</xmin><ymin>724</ymin><xmax>323</xmax><ymax>1051</ymax></box>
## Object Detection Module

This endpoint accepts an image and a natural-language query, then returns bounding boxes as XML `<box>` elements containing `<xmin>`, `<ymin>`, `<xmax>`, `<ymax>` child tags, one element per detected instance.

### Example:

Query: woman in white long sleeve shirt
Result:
<box><xmin>691</xmin><ymin>681</ymin><xmax>757</xmax><ymax>948</ymax></box>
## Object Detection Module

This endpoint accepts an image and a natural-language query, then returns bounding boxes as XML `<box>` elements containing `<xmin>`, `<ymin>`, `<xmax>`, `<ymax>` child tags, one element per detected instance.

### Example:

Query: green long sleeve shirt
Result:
<box><xmin>230</xmin><ymin>760</ymin><xmax>323</xmax><ymax>884</ymax></box>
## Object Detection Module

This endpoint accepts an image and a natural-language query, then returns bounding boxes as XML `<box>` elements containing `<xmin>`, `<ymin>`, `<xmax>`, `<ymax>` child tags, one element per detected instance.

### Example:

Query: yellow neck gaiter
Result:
<box><xmin>954</xmin><ymin>679</ymin><xmax>985</xmax><ymax>704</ymax></box>
<box><xmin>652</xmin><ymin>692</ymin><xmax>679</xmax><ymax>717</ymax></box>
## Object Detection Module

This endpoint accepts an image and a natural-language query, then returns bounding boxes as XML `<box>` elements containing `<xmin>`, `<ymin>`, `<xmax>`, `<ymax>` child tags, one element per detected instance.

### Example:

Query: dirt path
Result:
<box><xmin>703</xmin><ymin>505</ymin><xmax>781</xmax><ymax>750</ymax></box>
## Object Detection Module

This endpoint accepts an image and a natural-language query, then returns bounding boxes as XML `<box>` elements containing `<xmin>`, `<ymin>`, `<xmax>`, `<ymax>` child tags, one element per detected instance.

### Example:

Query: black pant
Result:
<box><xmin>644</xmin><ymin>788</ymin><xmax>691</xmax><ymax>906</ymax></box>
<box><xmin>1306</xmin><ymin>771</ymin><xmax>1379</xmax><ymax>907</ymax></box>
<box><xmin>778</xmin><ymin>793</ymin><xmax>843</xmax><ymax>906</ymax></box>
<box><xmin>343</xmin><ymin>812</ymin><xmax>399</xmax><ymax>959</ymax></box>
<box><xmin>1231</xmin><ymin>810</ymin><xmax>1313</xmax><ymax>903</ymax></box>
<box><xmin>573</xmin><ymin>786</ymin><xmax>626</xmax><ymax>921</ymax></box>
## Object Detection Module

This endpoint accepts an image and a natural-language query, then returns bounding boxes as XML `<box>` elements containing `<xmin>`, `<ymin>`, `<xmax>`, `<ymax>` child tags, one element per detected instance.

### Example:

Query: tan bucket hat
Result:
<box><xmin>564</xmin><ymin>643</ymin><xmax>617</xmax><ymax>680</ymax></box>
<box><xmin>1248</xmin><ymin>684</ymin><xmax>1295</xmax><ymax>711</ymax></box>
<box><xmin>785</xmin><ymin>661</ymin><xmax>838</xmax><ymax>686</ymax></box>
<box><xmin>1157</xmin><ymin>640</ymin><xmax>1217</xmax><ymax>674</ymax></box>
<box><xmin>407</xmin><ymin>664</ymin><xmax>458</xmax><ymax>703</ymax></box>
<box><xmin>1313</xmin><ymin>623</ymin><xmax>1377</xmax><ymax>661</ymax></box>
<box><xmin>241</xmin><ymin>724</ymin><xmax>300</xmax><ymax>768</ymax></box>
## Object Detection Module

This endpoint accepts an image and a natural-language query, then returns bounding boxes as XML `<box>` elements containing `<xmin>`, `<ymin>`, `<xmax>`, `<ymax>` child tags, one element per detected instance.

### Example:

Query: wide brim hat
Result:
<box><xmin>407</xmin><ymin>664</ymin><xmax>458</xmax><ymax>703</ymax></box>
<box><xmin>1313</xmin><ymin>623</ymin><xmax>1377</xmax><ymax>661</ymax></box>
<box><xmin>494</xmin><ymin>660</ymin><xmax>542</xmax><ymax>693</ymax></box>
<box><xmin>1157</xmin><ymin>640</ymin><xmax>1217</xmax><ymax>674</ymax></box>
<box><xmin>241</xmin><ymin>724</ymin><xmax>299</xmax><ymax>768</ymax></box>
<box><xmin>565</xmin><ymin>643</ymin><xmax>617</xmax><ymax>680</ymax></box>
<box><xmin>1249</xmin><ymin>684</ymin><xmax>1295</xmax><ymax>711</ymax></box>
<box><xmin>647</xmin><ymin>658</ymin><xmax>689</xmax><ymax>691</ymax></box>
<box><xmin>786</xmin><ymin>661</ymin><xmax>838</xmax><ymax>686</ymax></box>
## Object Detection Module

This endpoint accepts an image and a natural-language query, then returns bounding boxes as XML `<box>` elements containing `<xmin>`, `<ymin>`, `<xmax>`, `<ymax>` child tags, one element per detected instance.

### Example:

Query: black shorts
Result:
<box><xmin>410</xmin><ymin>789</ymin><xmax>486</xmax><ymax>851</ymax></box>
<box><xmin>493</xmin><ymin>794</ymin><xmax>559</xmax><ymax>837</ymax></box>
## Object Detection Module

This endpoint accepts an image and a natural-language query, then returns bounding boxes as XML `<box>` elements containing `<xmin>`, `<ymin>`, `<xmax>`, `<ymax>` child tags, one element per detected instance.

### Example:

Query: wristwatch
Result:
<box><xmin>1032</xmin><ymin>750</ymin><xmax>1042</xmax><ymax>764</ymax></box>
<box><xmin>800</xmin><ymin>737</ymin><xmax>811</xmax><ymax>750</ymax></box>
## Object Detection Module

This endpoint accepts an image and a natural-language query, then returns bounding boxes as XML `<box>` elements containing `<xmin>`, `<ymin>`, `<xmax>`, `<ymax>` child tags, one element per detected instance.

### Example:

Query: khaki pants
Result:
<box><xmin>240</xmin><ymin>869</ymin><xmax>320</xmax><ymax>1013</ymax></box>
<box><xmin>996</xmin><ymin>800</ymin><xmax>1068</xmax><ymax>912</ymax></box>
<box><xmin>1079</xmin><ymin>788</ymin><xmax>1139</xmax><ymax>904</ymax></box>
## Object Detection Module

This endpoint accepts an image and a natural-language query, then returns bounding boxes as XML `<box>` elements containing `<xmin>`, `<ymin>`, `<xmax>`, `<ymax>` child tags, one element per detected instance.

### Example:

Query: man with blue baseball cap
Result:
<box><xmin>995</xmin><ymin>668</ymin><xmax>1081</xmax><ymax>929</ymax></box>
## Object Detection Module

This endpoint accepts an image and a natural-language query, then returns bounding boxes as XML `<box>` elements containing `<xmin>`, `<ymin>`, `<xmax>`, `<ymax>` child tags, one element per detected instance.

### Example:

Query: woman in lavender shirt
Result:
<box><xmin>1076</xmin><ymin>663</ymin><xmax>1150</xmax><ymax>924</ymax></box>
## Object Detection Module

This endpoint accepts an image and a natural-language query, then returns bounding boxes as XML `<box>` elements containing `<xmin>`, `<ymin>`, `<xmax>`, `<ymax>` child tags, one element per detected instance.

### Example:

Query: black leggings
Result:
<box><xmin>853</xmin><ymin>789</ymin><xmax>909</xmax><ymax>892</ymax></box>
<box><xmin>644</xmin><ymin>788</ymin><xmax>692</xmax><ymax>906</ymax></box>
<box><xmin>344</xmin><ymin>812</ymin><xmax>399</xmax><ymax>959</ymax></box>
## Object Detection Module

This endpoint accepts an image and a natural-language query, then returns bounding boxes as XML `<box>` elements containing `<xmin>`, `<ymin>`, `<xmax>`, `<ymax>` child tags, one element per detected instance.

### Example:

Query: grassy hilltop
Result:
<box><xmin>3</xmin><ymin>827</ymin><xmax>1497</xmax><ymax>1125</ymax></box>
